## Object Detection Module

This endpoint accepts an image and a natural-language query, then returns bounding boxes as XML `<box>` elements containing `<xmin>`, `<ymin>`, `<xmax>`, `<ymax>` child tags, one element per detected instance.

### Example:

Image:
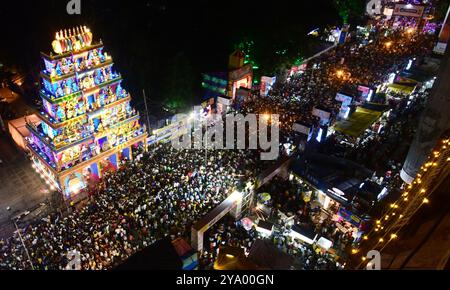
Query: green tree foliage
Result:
<box><xmin>161</xmin><ymin>53</ymin><xmax>195</xmax><ymax>112</ymax></box>
<box><xmin>333</xmin><ymin>0</ymin><xmax>365</xmax><ymax>24</ymax></box>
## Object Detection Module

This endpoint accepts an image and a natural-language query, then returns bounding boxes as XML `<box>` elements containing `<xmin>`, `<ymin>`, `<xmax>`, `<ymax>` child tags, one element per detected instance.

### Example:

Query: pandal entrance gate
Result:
<box><xmin>190</xmin><ymin>155</ymin><xmax>293</xmax><ymax>252</ymax></box>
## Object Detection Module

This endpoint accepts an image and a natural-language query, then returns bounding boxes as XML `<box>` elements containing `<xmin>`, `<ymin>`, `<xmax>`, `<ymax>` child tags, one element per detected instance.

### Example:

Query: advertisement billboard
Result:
<box><xmin>393</xmin><ymin>4</ymin><xmax>425</xmax><ymax>18</ymax></box>
<box><xmin>293</xmin><ymin>123</ymin><xmax>311</xmax><ymax>135</ymax></box>
<box><xmin>338</xmin><ymin>207</ymin><xmax>362</xmax><ymax>228</ymax></box>
<box><xmin>357</xmin><ymin>85</ymin><xmax>374</xmax><ymax>101</ymax></box>
<box><xmin>260</xmin><ymin>76</ymin><xmax>277</xmax><ymax>97</ymax></box>
<box><xmin>336</xmin><ymin>93</ymin><xmax>353</xmax><ymax>119</ymax></box>
<box><xmin>312</xmin><ymin>107</ymin><xmax>332</xmax><ymax>123</ymax></box>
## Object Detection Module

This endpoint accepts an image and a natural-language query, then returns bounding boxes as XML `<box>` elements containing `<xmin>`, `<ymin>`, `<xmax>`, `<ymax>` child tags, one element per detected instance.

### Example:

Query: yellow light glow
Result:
<box><xmin>379</xmin><ymin>238</ymin><xmax>384</xmax><ymax>243</ymax></box>
<box><xmin>225</xmin><ymin>254</ymin><xmax>235</xmax><ymax>259</ymax></box>
<box><xmin>422</xmin><ymin>198</ymin><xmax>429</xmax><ymax>204</ymax></box>
<box><xmin>363</xmin><ymin>236</ymin><xmax>368</xmax><ymax>240</ymax></box>
<box><xmin>351</xmin><ymin>249</ymin><xmax>359</xmax><ymax>254</ymax></box>
<box><xmin>362</xmin><ymin>257</ymin><xmax>367</xmax><ymax>261</ymax></box>
<box><xmin>385</xmin><ymin>41</ymin><xmax>392</xmax><ymax>48</ymax></box>
<box><xmin>390</xmin><ymin>234</ymin><xmax>398</xmax><ymax>239</ymax></box>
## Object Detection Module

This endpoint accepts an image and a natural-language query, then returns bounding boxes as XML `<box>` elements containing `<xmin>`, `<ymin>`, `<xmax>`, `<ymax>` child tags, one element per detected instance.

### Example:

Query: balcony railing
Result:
<box><xmin>41</xmin><ymin>58</ymin><xmax>113</xmax><ymax>82</ymax></box>
<box><xmin>39</xmin><ymin>94</ymin><xmax>131</xmax><ymax>129</ymax></box>
<box><xmin>40</xmin><ymin>75</ymin><xmax>122</xmax><ymax>104</ymax></box>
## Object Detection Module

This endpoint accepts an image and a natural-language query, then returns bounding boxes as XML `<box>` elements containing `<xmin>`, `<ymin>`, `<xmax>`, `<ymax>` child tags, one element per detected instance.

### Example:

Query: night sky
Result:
<box><xmin>0</xmin><ymin>0</ymin><xmax>340</xmax><ymax>109</ymax></box>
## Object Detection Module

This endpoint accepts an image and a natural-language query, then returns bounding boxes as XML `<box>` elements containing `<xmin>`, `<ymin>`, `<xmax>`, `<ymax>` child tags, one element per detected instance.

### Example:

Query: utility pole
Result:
<box><xmin>142</xmin><ymin>89</ymin><xmax>151</xmax><ymax>135</ymax></box>
<box><xmin>13</xmin><ymin>219</ymin><xmax>35</xmax><ymax>270</ymax></box>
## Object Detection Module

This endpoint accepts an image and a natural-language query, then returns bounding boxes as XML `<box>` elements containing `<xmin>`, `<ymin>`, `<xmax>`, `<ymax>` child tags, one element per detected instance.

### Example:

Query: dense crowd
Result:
<box><xmin>240</xmin><ymin>29</ymin><xmax>434</xmax><ymax>141</ymax></box>
<box><xmin>200</xmin><ymin>176</ymin><xmax>344</xmax><ymax>270</ymax></box>
<box><xmin>0</xmin><ymin>144</ymin><xmax>264</xmax><ymax>270</ymax></box>
<box><xmin>0</xmin><ymin>26</ymin><xmax>438</xmax><ymax>270</ymax></box>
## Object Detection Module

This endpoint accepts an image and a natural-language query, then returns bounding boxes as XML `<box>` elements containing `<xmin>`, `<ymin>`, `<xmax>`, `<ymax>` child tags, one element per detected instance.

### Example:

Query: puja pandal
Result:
<box><xmin>27</xmin><ymin>27</ymin><xmax>148</xmax><ymax>199</ymax></box>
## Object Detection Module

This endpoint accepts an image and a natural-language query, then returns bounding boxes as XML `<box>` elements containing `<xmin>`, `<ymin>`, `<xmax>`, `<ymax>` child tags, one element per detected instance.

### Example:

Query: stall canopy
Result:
<box><xmin>334</xmin><ymin>107</ymin><xmax>382</xmax><ymax>138</ymax></box>
<box><xmin>291</xmin><ymin>153</ymin><xmax>376</xmax><ymax>217</ymax></box>
<box><xmin>291</xmin><ymin>224</ymin><xmax>318</xmax><ymax>244</ymax></box>
<box><xmin>115</xmin><ymin>238</ymin><xmax>183</xmax><ymax>270</ymax></box>
<box><xmin>256</xmin><ymin>220</ymin><xmax>274</xmax><ymax>236</ymax></box>
<box><xmin>247</xmin><ymin>239</ymin><xmax>295</xmax><ymax>270</ymax></box>
<box><xmin>386</xmin><ymin>83</ymin><xmax>415</xmax><ymax>95</ymax></box>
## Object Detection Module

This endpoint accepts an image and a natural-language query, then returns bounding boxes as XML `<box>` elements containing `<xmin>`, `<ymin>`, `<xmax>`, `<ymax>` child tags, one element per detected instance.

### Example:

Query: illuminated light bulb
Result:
<box><xmin>420</xmin><ymin>189</ymin><xmax>426</xmax><ymax>193</ymax></box>
<box><xmin>376</xmin><ymin>220</ymin><xmax>381</xmax><ymax>224</ymax></box>
<box><xmin>399</xmin><ymin>215</ymin><xmax>403</xmax><ymax>218</ymax></box>
<box><xmin>392</xmin><ymin>213</ymin><xmax>396</xmax><ymax>216</ymax></box>
<box><xmin>362</xmin><ymin>257</ymin><xmax>367</xmax><ymax>261</ymax></box>
<box><xmin>394</xmin><ymin>205</ymin><xmax>399</xmax><ymax>209</ymax></box>
<box><xmin>375</xmin><ymin>228</ymin><xmax>379</xmax><ymax>232</ymax></box>
<box><xmin>390</xmin><ymin>234</ymin><xmax>397</xmax><ymax>240</ymax></box>
<box><xmin>351</xmin><ymin>249</ymin><xmax>359</xmax><ymax>254</ymax></box>
<box><xmin>390</xmin><ymin>204</ymin><xmax>395</xmax><ymax>208</ymax></box>
<box><xmin>379</xmin><ymin>238</ymin><xmax>384</xmax><ymax>243</ymax></box>
<box><xmin>385</xmin><ymin>216</ymin><xmax>389</xmax><ymax>220</ymax></box>
<box><xmin>404</xmin><ymin>197</ymin><xmax>408</xmax><ymax>201</ymax></box>
<box><xmin>432</xmin><ymin>163</ymin><xmax>438</xmax><ymax>167</ymax></box>
<box><xmin>363</xmin><ymin>236</ymin><xmax>368</xmax><ymax>240</ymax></box>
<box><xmin>422</xmin><ymin>198</ymin><xmax>429</xmax><ymax>204</ymax></box>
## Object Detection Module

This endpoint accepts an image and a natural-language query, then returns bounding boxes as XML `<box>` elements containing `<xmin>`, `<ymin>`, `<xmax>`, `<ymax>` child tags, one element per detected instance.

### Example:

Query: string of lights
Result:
<box><xmin>353</xmin><ymin>137</ymin><xmax>450</xmax><ymax>268</ymax></box>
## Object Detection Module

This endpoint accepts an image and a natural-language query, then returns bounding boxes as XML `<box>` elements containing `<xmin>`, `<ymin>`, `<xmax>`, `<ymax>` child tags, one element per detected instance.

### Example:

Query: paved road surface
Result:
<box><xmin>0</xmin><ymin>133</ymin><xmax>52</xmax><ymax>239</ymax></box>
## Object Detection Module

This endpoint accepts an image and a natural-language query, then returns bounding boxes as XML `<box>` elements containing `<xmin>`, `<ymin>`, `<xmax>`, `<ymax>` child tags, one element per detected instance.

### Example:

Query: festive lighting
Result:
<box><xmin>422</xmin><ymin>198</ymin><xmax>429</xmax><ymax>204</ymax></box>
<box><xmin>390</xmin><ymin>234</ymin><xmax>398</xmax><ymax>240</ymax></box>
<box><xmin>379</xmin><ymin>238</ymin><xmax>384</xmax><ymax>243</ymax></box>
<box><xmin>27</xmin><ymin>27</ymin><xmax>147</xmax><ymax>197</ymax></box>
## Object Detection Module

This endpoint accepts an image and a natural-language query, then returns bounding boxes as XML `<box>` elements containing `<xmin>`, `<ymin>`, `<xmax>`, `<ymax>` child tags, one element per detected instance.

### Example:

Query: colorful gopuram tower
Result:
<box><xmin>26</xmin><ymin>26</ymin><xmax>148</xmax><ymax>198</ymax></box>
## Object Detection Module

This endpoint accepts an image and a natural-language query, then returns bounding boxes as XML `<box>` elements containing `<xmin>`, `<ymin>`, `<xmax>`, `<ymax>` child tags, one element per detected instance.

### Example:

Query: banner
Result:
<box><xmin>336</xmin><ymin>93</ymin><xmax>353</xmax><ymax>119</ymax></box>
<box><xmin>393</xmin><ymin>4</ymin><xmax>425</xmax><ymax>18</ymax></box>
<box><xmin>293</xmin><ymin>123</ymin><xmax>311</xmax><ymax>135</ymax></box>
<box><xmin>338</xmin><ymin>207</ymin><xmax>362</xmax><ymax>228</ymax></box>
<box><xmin>312</xmin><ymin>107</ymin><xmax>331</xmax><ymax>121</ymax></box>
<box><xmin>260</xmin><ymin>76</ymin><xmax>277</xmax><ymax>97</ymax></box>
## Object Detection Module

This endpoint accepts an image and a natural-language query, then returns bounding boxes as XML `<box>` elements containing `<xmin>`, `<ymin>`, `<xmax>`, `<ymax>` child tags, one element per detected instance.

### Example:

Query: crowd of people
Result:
<box><xmin>199</xmin><ymin>176</ymin><xmax>344</xmax><ymax>270</ymax></box>
<box><xmin>239</xmin><ymin>28</ymin><xmax>434</xmax><ymax>142</ymax></box>
<box><xmin>0</xmin><ymin>144</ymin><xmax>265</xmax><ymax>270</ymax></box>
<box><xmin>0</xmin><ymin>25</ymin><xmax>439</xmax><ymax>270</ymax></box>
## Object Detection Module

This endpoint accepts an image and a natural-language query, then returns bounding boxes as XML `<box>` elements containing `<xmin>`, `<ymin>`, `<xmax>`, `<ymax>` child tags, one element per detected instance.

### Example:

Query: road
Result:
<box><xmin>0</xmin><ymin>133</ymin><xmax>52</xmax><ymax>239</ymax></box>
